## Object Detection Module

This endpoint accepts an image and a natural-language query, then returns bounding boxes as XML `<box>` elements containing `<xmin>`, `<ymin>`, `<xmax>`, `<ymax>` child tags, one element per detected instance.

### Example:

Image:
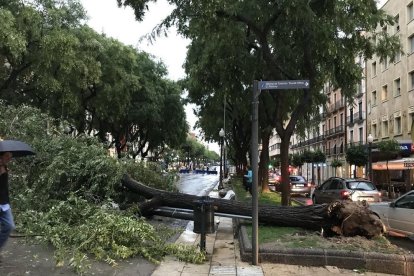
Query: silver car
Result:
<box><xmin>312</xmin><ymin>177</ymin><xmax>381</xmax><ymax>204</ymax></box>
<box><xmin>369</xmin><ymin>191</ymin><xmax>414</xmax><ymax>238</ymax></box>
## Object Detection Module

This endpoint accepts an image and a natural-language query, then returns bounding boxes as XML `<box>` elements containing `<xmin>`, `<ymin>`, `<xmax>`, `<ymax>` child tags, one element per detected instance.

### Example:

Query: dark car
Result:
<box><xmin>289</xmin><ymin>175</ymin><xmax>311</xmax><ymax>196</ymax></box>
<box><xmin>312</xmin><ymin>177</ymin><xmax>381</xmax><ymax>204</ymax></box>
<box><xmin>274</xmin><ymin>175</ymin><xmax>311</xmax><ymax>196</ymax></box>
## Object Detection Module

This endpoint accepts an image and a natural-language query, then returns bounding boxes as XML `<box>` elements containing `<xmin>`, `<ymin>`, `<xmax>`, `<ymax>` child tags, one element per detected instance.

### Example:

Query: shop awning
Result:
<box><xmin>372</xmin><ymin>158</ymin><xmax>414</xmax><ymax>170</ymax></box>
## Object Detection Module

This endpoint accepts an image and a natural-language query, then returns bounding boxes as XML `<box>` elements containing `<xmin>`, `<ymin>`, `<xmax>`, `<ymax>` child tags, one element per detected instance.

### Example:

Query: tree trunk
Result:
<box><xmin>121</xmin><ymin>175</ymin><xmax>384</xmax><ymax>238</ymax></box>
<box><xmin>259</xmin><ymin>131</ymin><xmax>271</xmax><ymax>192</ymax></box>
<box><xmin>280</xmin><ymin>137</ymin><xmax>291</xmax><ymax>206</ymax></box>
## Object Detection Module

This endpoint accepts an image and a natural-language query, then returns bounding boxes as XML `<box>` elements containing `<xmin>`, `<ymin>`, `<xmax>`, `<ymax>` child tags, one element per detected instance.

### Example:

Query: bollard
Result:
<box><xmin>193</xmin><ymin>196</ymin><xmax>215</xmax><ymax>251</ymax></box>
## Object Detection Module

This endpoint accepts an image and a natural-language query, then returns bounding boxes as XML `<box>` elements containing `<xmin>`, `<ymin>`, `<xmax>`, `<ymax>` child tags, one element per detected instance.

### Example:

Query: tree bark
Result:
<box><xmin>122</xmin><ymin>174</ymin><xmax>384</xmax><ymax>238</ymax></box>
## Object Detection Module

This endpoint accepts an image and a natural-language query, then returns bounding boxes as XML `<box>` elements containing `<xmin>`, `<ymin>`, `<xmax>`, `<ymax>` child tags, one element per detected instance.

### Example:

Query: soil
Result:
<box><xmin>260</xmin><ymin>230</ymin><xmax>410</xmax><ymax>255</ymax></box>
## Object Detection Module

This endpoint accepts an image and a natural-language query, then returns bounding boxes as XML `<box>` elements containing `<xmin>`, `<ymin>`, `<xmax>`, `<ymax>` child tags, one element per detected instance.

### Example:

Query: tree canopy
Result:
<box><xmin>119</xmin><ymin>0</ymin><xmax>401</xmax><ymax>205</ymax></box>
<box><xmin>0</xmin><ymin>0</ymin><xmax>188</xmax><ymax>158</ymax></box>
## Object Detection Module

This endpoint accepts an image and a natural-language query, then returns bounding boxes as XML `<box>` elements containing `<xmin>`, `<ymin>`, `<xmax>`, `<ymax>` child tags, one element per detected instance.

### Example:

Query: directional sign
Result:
<box><xmin>259</xmin><ymin>80</ymin><xmax>310</xmax><ymax>90</ymax></box>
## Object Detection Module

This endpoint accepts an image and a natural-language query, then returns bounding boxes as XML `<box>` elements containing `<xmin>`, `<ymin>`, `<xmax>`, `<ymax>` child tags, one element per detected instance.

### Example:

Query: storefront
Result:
<box><xmin>371</xmin><ymin>142</ymin><xmax>414</xmax><ymax>197</ymax></box>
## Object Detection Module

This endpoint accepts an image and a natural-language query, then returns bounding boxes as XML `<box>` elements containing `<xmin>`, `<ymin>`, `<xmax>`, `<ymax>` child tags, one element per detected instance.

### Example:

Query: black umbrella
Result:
<box><xmin>0</xmin><ymin>140</ymin><xmax>36</xmax><ymax>157</ymax></box>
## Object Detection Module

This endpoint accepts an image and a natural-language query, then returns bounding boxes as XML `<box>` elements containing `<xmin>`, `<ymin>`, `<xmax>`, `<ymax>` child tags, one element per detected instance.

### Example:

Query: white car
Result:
<box><xmin>369</xmin><ymin>190</ymin><xmax>414</xmax><ymax>239</ymax></box>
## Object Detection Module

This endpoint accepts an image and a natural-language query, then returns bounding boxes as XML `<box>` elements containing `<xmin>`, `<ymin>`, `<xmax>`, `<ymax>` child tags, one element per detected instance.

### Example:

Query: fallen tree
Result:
<box><xmin>121</xmin><ymin>174</ymin><xmax>384</xmax><ymax>238</ymax></box>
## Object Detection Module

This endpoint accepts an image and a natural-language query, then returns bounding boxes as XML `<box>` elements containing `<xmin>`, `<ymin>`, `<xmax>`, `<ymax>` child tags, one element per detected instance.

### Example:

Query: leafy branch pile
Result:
<box><xmin>0</xmin><ymin>103</ymin><xmax>205</xmax><ymax>274</ymax></box>
<box><xmin>15</xmin><ymin>195</ymin><xmax>205</xmax><ymax>274</ymax></box>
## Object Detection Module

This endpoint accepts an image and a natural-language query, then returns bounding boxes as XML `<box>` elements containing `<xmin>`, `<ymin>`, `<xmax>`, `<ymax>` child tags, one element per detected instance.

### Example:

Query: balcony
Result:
<box><xmin>324</xmin><ymin>125</ymin><xmax>345</xmax><ymax>137</ymax></box>
<box><xmin>346</xmin><ymin>111</ymin><xmax>365</xmax><ymax>126</ymax></box>
<box><xmin>325</xmin><ymin>144</ymin><xmax>344</xmax><ymax>156</ymax></box>
<box><xmin>291</xmin><ymin>135</ymin><xmax>325</xmax><ymax>149</ymax></box>
<box><xmin>346</xmin><ymin>141</ymin><xmax>365</xmax><ymax>150</ymax></box>
<box><xmin>326</xmin><ymin>99</ymin><xmax>345</xmax><ymax>114</ymax></box>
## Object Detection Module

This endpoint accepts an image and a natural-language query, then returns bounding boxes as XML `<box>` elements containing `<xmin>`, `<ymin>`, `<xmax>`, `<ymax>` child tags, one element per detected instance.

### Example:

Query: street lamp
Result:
<box><xmin>219</xmin><ymin>128</ymin><xmax>225</xmax><ymax>189</ymax></box>
<box><xmin>367</xmin><ymin>133</ymin><xmax>374</xmax><ymax>181</ymax></box>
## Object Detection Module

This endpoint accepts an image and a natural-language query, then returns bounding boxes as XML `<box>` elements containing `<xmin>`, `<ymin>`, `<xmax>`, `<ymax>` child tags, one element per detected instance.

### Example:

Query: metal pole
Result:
<box><xmin>223</xmin><ymin>144</ymin><xmax>226</xmax><ymax>178</ymax></box>
<box><xmin>224</xmin><ymin>95</ymin><xmax>227</xmax><ymax>178</ymax></box>
<box><xmin>200</xmin><ymin>202</ymin><xmax>206</xmax><ymax>252</ymax></box>
<box><xmin>219</xmin><ymin>138</ymin><xmax>223</xmax><ymax>189</ymax></box>
<box><xmin>251</xmin><ymin>80</ymin><xmax>259</xmax><ymax>265</ymax></box>
<box><xmin>368</xmin><ymin>142</ymin><xmax>372</xmax><ymax>181</ymax></box>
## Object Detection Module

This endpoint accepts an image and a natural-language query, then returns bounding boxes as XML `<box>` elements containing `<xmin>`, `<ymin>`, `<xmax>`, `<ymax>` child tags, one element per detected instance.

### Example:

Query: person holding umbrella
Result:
<box><xmin>0</xmin><ymin>151</ymin><xmax>15</xmax><ymax>251</ymax></box>
<box><xmin>0</xmin><ymin>140</ymin><xmax>35</xmax><ymax>253</ymax></box>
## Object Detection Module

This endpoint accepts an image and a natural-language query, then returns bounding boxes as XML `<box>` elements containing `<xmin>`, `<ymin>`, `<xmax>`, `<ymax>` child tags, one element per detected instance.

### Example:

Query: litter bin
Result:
<box><xmin>193</xmin><ymin>196</ymin><xmax>215</xmax><ymax>234</ymax></box>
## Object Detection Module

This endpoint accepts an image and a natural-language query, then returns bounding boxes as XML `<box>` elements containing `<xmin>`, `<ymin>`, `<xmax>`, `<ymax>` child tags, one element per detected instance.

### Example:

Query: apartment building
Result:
<box><xmin>270</xmin><ymin>0</ymin><xmax>414</xmax><ymax>185</ymax></box>
<box><xmin>365</xmin><ymin>0</ymin><xmax>414</xmax><ymax>187</ymax></box>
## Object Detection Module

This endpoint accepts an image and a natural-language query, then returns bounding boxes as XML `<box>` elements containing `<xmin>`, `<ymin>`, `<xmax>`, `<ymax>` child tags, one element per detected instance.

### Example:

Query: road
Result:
<box><xmin>176</xmin><ymin>172</ymin><xmax>219</xmax><ymax>196</ymax></box>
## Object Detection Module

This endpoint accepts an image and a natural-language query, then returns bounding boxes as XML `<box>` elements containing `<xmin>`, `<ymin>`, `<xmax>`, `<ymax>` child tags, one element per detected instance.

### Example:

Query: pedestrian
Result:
<box><xmin>0</xmin><ymin>152</ymin><xmax>15</xmax><ymax>253</ymax></box>
<box><xmin>244</xmin><ymin>166</ymin><xmax>252</xmax><ymax>194</ymax></box>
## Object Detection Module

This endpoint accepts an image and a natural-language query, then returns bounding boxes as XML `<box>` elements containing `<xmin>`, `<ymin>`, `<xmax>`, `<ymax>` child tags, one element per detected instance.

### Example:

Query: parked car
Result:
<box><xmin>268</xmin><ymin>172</ymin><xmax>281</xmax><ymax>185</ymax></box>
<box><xmin>312</xmin><ymin>177</ymin><xmax>381</xmax><ymax>204</ymax></box>
<box><xmin>272</xmin><ymin>175</ymin><xmax>311</xmax><ymax>196</ymax></box>
<box><xmin>369</xmin><ymin>190</ymin><xmax>414</xmax><ymax>238</ymax></box>
<box><xmin>289</xmin><ymin>175</ymin><xmax>311</xmax><ymax>196</ymax></box>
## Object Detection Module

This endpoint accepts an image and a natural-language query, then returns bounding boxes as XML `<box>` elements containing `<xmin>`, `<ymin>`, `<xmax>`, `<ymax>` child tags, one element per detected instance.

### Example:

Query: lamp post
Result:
<box><xmin>219</xmin><ymin>128</ymin><xmax>225</xmax><ymax>189</ymax></box>
<box><xmin>367</xmin><ymin>133</ymin><xmax>374</xmax><ymax>181</ymax></box>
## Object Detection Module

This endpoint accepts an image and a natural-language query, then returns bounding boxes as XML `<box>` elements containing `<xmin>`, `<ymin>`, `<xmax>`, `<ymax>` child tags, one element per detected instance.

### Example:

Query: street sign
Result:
<box><xmin>259</xmin><ymin>80</ymin><xmax>310</xmax><ymax>90</ymax></box>
<box><xmin>404</xmin><ymin>161</ymin><xmax>414</xmax><ymax>168</ymax></box>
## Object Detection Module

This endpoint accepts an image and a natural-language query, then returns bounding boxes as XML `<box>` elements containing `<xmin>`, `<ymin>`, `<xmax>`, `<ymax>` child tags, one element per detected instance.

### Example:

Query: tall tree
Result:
<box><xmin>346</xmin><ymin>144</ymin><xmax>368</xmax><ymax>178</ymax></box>
<box><xmin>119</xmin><ymin>0</ymin><xmax>401</xmax><ymax>205</ymax></box>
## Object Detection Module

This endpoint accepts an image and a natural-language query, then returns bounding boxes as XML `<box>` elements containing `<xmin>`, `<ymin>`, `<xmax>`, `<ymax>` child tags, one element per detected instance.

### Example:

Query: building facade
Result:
<box><xmin>365</xmin><ymin>0</ymin><xmax>414</xmax><ymax>190</ymax></box>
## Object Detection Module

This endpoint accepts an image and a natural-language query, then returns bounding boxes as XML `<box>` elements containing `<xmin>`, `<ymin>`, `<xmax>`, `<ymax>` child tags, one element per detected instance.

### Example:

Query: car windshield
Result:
<box><xmin>289</xmin><ymin>176</ymin><xmax>305</xmax><ymax>182</ymax></box>
<box><xmin>346</xmin><ymin>181</ymin><xmax>376</xmax><ymax>191</ymax></box>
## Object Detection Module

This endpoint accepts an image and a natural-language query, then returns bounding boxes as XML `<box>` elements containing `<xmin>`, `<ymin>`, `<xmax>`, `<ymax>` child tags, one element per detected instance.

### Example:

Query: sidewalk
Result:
<box><xmin>151</xmin><ymin>216</ymin><xmax>264</xmax><ymax>276</ymax></box>
<box><xmin>151</xmin><ymin>216</ymin><xmax>396</xmax><ymax>276</ymax></box>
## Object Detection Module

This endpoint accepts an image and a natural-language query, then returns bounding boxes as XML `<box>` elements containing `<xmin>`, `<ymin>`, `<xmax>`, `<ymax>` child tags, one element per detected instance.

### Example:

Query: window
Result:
<box><xmin>409</xmin><ymin>35</ymin><xmax>414</xmax><ymax>54</ymax></box>
<box><xmin>395</xmin><ymin>14</ymin><xmax>400</xmax><ymax>33</ymax></box>
<box><xmin>409</xmin><ymin>2</ymin><xmax>414</xmax><ymax>22</ymax></box>
<box><xmin>346</xmin><ymin>181</ymin><xmax>376</xmax><ymax>191</ymax></box>
<box><xmin>394</xmin><ymin>193</ymin><xmax>414</xmax><ymax>209</ymax></box>
<box><xmin>394</xmin><ymin>50</ymin><xmax>401</xmax><ymax>63</ymax></box>
<box><xmin>409</xmin><ymin>112</ymin><xmax>414</xmax><ymax>133</ymax></box>
<box><xmin>372</xmin><ymin>90</ymin><xmax>377</xmax><ymax>105</ymax></box>
<box><xmin>395</xmin><ymin>116</ymin><xmax>402</xmax><ymax>135</ymax></box>
<box><xmin>350</xmin><ymin>130</ymin><xmax>354</xmax><ymax>144</ymax></box>
<box><xmin>382</xmin><ymin>120</ymin><xmax>389</xmax><ymax>137</ymax></box>
<box><xmin>372</xmin><ymin>62</ymin><xmax>377</xmax><ymax>76</ymax></box>
<box><xmin>372</xmin><ymin>124</ymin><xmax>377</xmax><ymax>138</ymax></box>
<box><xmin>327</xmin><ymin>179</ymin><xmax>341</xmax><ymax>190</ymax></box>
<box><xmin>394</xmin><ymin>78</ymin><xmax>401</xmax><ymax>97</ymax></box>
<box><xmin>359</xmin><ymin>127</ymin><xmax>363</xmax><ymax>142</ymax></box>
<box><xmin>381</xmin><ymin>85</ymin><xmax>388</xmax><ymax>101</ymax></box>
<box><xmin>410</xmin><ymin>71</ymin><xmax>414</xmax><ymax>90</ymax></box>
<box><xmin>381</xmin><ymin>57</ymin><xmax>389</xmax><ymax>70</ymax></box>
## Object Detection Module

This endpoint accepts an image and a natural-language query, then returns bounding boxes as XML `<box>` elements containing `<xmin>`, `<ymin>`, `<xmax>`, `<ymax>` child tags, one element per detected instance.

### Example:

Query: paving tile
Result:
<box><xmin>209</xmin><ymin>265</ymin><xmax>236</xmax><ymax>275</ymax></box>
<box><xmin>236</xmin><ymin>266</ymin><xmax>264</xmax><ymax>276</ymax></box>
<box><xmin>182</xmin><ymin>263</ymin><xmax>210</xmax><ymax>274</ymax></box>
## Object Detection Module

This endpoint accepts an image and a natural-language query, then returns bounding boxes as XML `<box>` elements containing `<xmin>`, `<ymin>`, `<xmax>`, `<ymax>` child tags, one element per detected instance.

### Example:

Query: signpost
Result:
<box><xmin>251</xmin><ymin>79</ymin><xmax>309</xmax><ymax>265</ymax></box>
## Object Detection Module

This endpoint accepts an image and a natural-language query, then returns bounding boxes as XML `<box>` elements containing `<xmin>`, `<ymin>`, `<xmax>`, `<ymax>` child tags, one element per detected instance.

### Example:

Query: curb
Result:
<box><xmin>237</xmin><ymin>224</ymin><xmax>414</xmax><ymax>275</ymax></box>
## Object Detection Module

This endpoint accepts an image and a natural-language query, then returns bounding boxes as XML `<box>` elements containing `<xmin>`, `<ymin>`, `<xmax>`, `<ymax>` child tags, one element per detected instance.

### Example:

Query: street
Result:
<box><xmin>176</xmin><ymin>172</ymin><xmax>219</xmax><ymax>196</ymax></box>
